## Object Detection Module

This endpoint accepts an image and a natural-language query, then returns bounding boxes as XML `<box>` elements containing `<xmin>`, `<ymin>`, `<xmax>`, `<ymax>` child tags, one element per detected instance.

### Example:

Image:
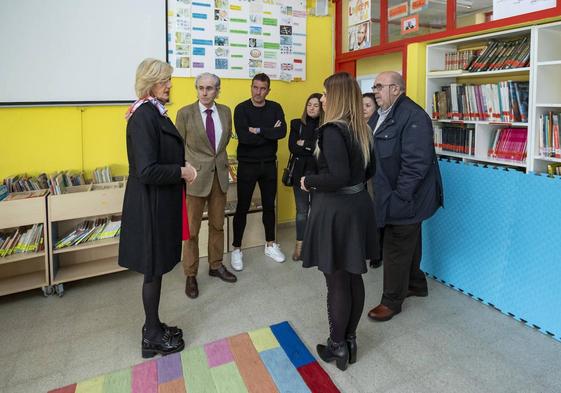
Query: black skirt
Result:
<box><xmin>302</xmin><ymin>189</ymin><xmax>378</xmax><ymax>275</ymax></box>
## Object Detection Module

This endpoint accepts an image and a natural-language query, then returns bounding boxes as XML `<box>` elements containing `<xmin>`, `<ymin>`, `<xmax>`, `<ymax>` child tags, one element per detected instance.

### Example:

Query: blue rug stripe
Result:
<box><xmin>260</xmin><ymin>347</ymin><xmax>312</xmax><ymax>393</ymax></box>
<box><xmin>270</xmin><ymin>321</ymin><xmax>315</xmax><ymax>368</ymax></box>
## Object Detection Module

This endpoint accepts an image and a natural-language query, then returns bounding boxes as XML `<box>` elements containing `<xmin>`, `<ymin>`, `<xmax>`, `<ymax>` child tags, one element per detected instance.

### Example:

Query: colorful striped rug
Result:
<box><xmin>48</xmin><ymin>321</ymin><xmax>340</xmax><ymax>393</ymax></box>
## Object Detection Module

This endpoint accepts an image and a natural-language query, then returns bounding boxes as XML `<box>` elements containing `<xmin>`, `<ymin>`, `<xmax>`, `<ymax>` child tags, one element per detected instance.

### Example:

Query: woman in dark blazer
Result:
<box><xmin>288</xmin><ymin>93</ymin><xmax>323</xmax><ymax>261</ymax></box>
<box><xmin>119</xmin><ymin>58</ymin><xmax>197</xmax><ymax>358</ymax></box>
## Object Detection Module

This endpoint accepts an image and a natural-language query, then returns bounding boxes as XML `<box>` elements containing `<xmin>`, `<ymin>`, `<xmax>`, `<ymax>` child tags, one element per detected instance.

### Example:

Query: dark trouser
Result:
<box><xmin>324</xmin><ymin>270</ymin><xmax>365</xmax><ymax>343</ymax></box>
<box><xmin>381</xmin><ymin>222</ymin><xmax>427</xmax><ymax>312</ymax></box>
<box><xmin>232</xmin><ymin>161</ymin><xmax>277</xmax><ymax>248</ymax></box>
<box><xmin>293</xmin><ymin>183</ymin><xmax>311</xmax><ymax>241</ymax></box>
<box><xmin>372</xmin><ymin>227</ymin><xmax>385</xmax><ymax>262</ymax></box>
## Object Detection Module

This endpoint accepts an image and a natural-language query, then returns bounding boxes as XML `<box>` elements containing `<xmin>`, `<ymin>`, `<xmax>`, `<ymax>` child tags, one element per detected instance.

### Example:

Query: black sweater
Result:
<box><xmin>234</xmin><ymin>99</ymin><xmax>287</xmax><ymax>162</ymax></box>
<box><xmin>288</xmin><ymin>116</ymin><xmax>319</xmax><ymax>182</ymax></box>
<box><xmin>304</xmin><ymin>122</ymin><xmax>372</xmax><ymax>192</ymax></box>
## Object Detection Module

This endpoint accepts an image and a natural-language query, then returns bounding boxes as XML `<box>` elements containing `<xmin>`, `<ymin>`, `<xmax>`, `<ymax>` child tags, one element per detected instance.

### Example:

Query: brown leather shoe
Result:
<box><xmin>407</xmin><ymin>289</ymin><xmax>428</xmax><ymax>298</ymax></box>
<box><xmin>209</xmin><ymin>264</ymin><xmax>237</xmax><ymax>283</ymax></box>
<box><xmin>367</xmin><ymin>304</ymin><xmax>399</xmax><ymax>322</ymax></box>
<box><xmin>185</xmin><ymin>276</ymin><xmax>198</xmax><ymax>299</ymax></box>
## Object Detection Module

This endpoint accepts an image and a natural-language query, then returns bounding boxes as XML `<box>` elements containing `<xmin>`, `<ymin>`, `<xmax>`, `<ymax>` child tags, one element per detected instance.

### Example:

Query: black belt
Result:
<box><xmin>334</xmin><ymin>183</ymin><xmax>365</xmax><ymax>195</ymax></box>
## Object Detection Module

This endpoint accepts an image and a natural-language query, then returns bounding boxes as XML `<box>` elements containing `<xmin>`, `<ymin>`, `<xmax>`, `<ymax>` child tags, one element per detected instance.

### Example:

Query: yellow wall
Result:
<box><xmin>356</xmin><ymin>51</ymin><xmax>402</xmax><ymax>77</ymax></box>
<box><xmin>0</xmin><ymin>13</ymin><xmax>334</xmax><ymax>224</ymax></box>
<box><xmin>406</xmin><ymin>42</ymin><xmax>427</xmax><ymax>107</ymax></box>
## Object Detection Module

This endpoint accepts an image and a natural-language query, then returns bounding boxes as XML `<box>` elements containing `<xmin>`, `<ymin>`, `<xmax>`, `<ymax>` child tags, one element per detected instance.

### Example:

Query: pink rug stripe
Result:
<box><xmin>132</xmin><ymin>359</ymin><xmax>158</xmax><ymax>393</ymax></box>
<box><xmin>204</xmin><ymin>338</ymin><xmax>234</xmax><ymax>368</ymax></box>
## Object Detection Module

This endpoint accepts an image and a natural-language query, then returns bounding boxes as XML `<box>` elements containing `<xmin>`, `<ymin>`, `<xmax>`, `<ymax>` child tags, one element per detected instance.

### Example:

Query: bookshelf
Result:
<box><xmin>47</xmin><ymin>182</ymin><xmax>126</xmax><ymax>296</ymax></box>
<box><xmin>0</xmin><ymin>194</ymin><xmax>50</xmax><ymax>296</ymax></box>
<box><xmin>531</xmin><ymin>22</ymin><xmax>561</xmax><ymax>175</ymax></box>
<box><xmin>426</xmin><ymin>26</ymin><xmax>533</xmax><ymax>171</ymax></box>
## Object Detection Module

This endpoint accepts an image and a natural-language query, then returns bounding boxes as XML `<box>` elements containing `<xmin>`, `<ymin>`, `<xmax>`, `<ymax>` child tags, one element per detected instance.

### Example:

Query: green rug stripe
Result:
<box><xmin>103</xmin><ymin>369</ymin><xmax>131</xmax><ymax>393</ymax></box>
<box><xmin>181</xmin><ymin>346</ymin><xmax>218</xmax><ymax>393</ymax></box>
<box><xmin>210</xmin><ymin>363</ymin><xmax>248</xmax><ymax>393</ymax></box>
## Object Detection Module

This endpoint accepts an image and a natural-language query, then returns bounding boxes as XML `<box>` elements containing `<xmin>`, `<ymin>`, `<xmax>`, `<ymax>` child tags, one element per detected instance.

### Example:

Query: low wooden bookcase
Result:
<box><xmin>0</xmin><ymin>194</ymin><xmax>49</xmax><ymax>296</ymax></box>
<box><xmin>47</xmin><ymin>182</ymin><xmax>126</xmax><ymax>296</ymax></box>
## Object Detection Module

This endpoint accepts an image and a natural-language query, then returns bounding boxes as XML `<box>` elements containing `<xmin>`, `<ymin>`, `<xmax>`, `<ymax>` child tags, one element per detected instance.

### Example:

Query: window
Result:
<box><xmin>387</xmin><ymin>0</ymin><xmax>446</xmax><ymax>42</ymax></box>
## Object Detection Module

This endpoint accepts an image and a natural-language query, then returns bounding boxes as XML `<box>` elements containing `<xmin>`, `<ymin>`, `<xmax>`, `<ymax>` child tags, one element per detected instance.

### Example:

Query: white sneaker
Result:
<box><xmin>264</xmin><ymin>243</ymin><xmax>286</xmax><ymax>263</ymax></box>
<box><xmin>231</xmin><ymin>249</ymin><xmax>244</xmax><ymax>271</ymax></box>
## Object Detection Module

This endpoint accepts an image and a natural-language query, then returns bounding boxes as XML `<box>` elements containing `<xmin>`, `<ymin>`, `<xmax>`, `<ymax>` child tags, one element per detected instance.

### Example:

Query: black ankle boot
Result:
<box><xmin>142</xmin><ymin>330</ymin><xmax>185</xmax><ymax>358</ymax></box>
<box><xmin>316</xmin><ymin>338</ymin><xmax>349</xmax><ymax>371</ymax></box>
<box><xmin>346</xmin><ymin>333</ymin><xmax>357</xmax><ymax>364</ymax></box>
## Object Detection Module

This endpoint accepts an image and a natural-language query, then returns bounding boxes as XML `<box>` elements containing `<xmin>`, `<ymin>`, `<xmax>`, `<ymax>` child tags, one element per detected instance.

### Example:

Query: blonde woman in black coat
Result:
<box><xmin>119</xmin><ymin>58</ymin><xmax>197</xmax><ymax>358</ymax></box>
<box><xmin>301</xmin><ymin>72</ymin><xmax>378</xmax><ymax>370</ymax></box>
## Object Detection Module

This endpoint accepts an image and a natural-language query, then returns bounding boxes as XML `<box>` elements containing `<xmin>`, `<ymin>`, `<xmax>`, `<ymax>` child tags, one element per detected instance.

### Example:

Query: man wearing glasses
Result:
<box><xmin>367</xmin><ymin>71</ymin><xmax>444</xmax><ymax>322</ymax></box>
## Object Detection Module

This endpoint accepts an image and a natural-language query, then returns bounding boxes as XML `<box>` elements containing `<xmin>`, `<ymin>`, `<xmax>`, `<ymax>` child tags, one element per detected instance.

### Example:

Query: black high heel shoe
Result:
<box><xmin>143</xmin><ymin>322</ymin><xmax>183</xmax><ymax>338</ymax></box>
<box><xmin>142</xmin><ymin>330</ymin><xmax>185</xmax><ymax>358</ymax></box>
<box><xmin>346</xmin><ymin>333</ymin><xmax>357</xmax><ymax>364</ymax></box>
<box><xmin>316</xmin><ymin>338</ymin><xmax>349</xmax><ymax>371</ymax></box>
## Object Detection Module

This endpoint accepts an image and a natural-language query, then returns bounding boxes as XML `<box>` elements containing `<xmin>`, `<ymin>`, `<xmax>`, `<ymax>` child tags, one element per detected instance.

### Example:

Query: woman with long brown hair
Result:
<box><xmin>288</xmin><ymin>93</ymin><xmax>323</xmax><ymax>261</ymax></box>
<box><xmin>301</xmin><ymin>72</ymin><xmax>378</xmax><ymax>370</ymax></box>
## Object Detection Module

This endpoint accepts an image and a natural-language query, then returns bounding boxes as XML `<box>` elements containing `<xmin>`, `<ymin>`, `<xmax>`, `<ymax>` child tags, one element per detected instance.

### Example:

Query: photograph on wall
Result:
<box><xmin>348</xmin><ymin>21</ymin><xmax>371</xmax><ymax>51</ymax></box>
<box><xmin>347</xmin><ymin>0</ymin><xmax>371</xmax><ymax>26</ymax></box>
<box><xmin>400</xmin><ymin>14</ymin><xmax>419</xmax><ymax>34</ymax></box>
<box><xmin>388</xmin><ymin>2</ymin><xmax>408</xmax><ymax>21</ymax></box>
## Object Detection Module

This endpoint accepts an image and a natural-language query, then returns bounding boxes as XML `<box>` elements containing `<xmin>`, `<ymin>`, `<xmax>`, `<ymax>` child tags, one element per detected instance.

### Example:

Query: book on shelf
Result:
<box><xmin>432</xmin><ymin>81</ymin><xmax>529</xmax><ymax>123</ymax></box>
<box><xmin>546</xmin><ymin>163</ymin><xmax>561</xmax><ymax>176</ymax></box>
<box><xmin>434</xmin><ymin>125</ymin><xmax>475</xmax><ymax>156</ymax></box>
<box><xmin>465</xmin><ymin>35</ymin><xmax>530</xmax><ymax>72</ymax></box>
<box><xmin>55</xmin><ymin>217</ymin><xmax>121</xmax><ymax>249</ymax></box>
<box><xmin>0</xmin><ymin>224</ymin><xmax>44</xmax><ymax>257</ymax></box>
<box><xmin>93</xmin><ymin>166</ymin><xmax>113</xmax><ymax>184</ymax></box>
<box><xmin>0</xmin><ymin>185</ymin><xmax>8</xmax><ymax>201</ymax></box>
<box><xmin>443</xmin><ymin>47</ymin><xmax>484</xmax><ymax>71</ymax></box>
<box><xmin>488</xmin><ymin>128</ymin><xmax>527</xmax><ymax>161</ymax></box>
<box><xmin>539</xmin><ymin>112</ymin><xmax>561</xmax><ymax>158</ymax></box>
<box><xmin>3</xmin><ymin>173</ymin><xmax>50</xmax><ymax>193</ymax></box>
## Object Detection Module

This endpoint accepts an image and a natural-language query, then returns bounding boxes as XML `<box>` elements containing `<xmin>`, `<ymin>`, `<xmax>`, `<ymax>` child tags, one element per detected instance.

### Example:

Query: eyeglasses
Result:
<box><xmin>372</xmin><ymin>83</ymin><xmax>396</xmax><ymax>91</ymax></box>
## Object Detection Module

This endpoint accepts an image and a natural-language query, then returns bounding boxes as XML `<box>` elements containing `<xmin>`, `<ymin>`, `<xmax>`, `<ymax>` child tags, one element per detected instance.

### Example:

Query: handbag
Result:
<box><xmin>282</xmin><ymin>153</ymin><xmax>296</xmax><ymax>187</ymax></box>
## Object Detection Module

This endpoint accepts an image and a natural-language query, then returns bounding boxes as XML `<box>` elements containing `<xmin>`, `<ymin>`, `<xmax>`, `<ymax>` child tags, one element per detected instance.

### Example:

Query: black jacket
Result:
<box><xmin>119</xmin><ymin>102</ymin><xmax>185</xmax><ymax>276</ymax></box>
<box><xmin>371</xmin><ymin>94</ymin><xmax>443</xmax><ymax>227</ymax></box>
<box><xmin>288</xmin><ymin>117</ymin><xmax>319</xmax><ymax>183</ymax></box>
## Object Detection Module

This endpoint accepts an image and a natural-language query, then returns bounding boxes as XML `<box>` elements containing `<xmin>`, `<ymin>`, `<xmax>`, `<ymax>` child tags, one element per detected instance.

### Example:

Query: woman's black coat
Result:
<box><xmin>288</xmin><ymin>117</ymin><xmax>319</xmax><ymax>183</ymax></box>
<box><xmin>118</xmin><ymin>102</ymin><xmax>185</xmax><ymax>277</ymax></box>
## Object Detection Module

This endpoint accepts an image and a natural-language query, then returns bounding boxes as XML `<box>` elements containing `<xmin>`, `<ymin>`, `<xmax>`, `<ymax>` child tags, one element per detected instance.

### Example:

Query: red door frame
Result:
<box><xmin>335</xmin><ymin>0</ymin><xmax>561</xmax><ymax>80</ymax></box>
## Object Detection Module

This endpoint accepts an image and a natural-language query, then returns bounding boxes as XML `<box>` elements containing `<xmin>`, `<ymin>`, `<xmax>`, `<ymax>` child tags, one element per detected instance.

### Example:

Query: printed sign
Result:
<box><xmin>388</xmin><ymin>2</ymin><xmax>408</xmax><ymax>21</ymax></box>
<box><xmin>401</xmin><ymin>14</ymin><xmax>419</xmax><ymax>34</ymax></box>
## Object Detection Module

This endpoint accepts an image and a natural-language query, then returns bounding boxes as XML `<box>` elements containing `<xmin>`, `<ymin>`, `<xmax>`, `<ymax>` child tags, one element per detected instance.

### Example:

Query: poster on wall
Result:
<box><xmin>387</xmin><ymin>2</ymin><xmax>408</xmax><ymax>21</ymax></box>
<box><xmin>348</xmin><ymin>21</ymin><xmax>371</xmax><ymax>51</ymax></box>
<box><xmin>400</xmin><ymin>14</ymin><xmax>419</xmax><ymax>34</ymax></box>
<box><xmin>167</xmin><ymin>0</ymin><xmax>307</xmax><ymax>81</ymax></box>
<box><xmin>493</xmin><ymin>0</ymin><xmax>555</xmax><ymax>20</ymax></box>
<box><xmin>409</xmin><ymin>0</ymin><xmax>428</xmax><ymax>13</ymax></box>
<box><xmin>348</xmin><ymin>0</ymin><xmax>371</xmax><ymax>26</ymax></box>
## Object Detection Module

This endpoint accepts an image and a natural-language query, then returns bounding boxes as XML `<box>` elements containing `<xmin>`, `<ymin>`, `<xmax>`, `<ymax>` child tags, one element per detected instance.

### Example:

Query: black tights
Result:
<box><xmin>324</xmin><ymin>270</ymin><xmax>365</xmax><ymax>343</ymax></box>
<box><xmin>143</xmin><ymin>274</ymin><xmax>162</xmax><ymax>340</ymax></box>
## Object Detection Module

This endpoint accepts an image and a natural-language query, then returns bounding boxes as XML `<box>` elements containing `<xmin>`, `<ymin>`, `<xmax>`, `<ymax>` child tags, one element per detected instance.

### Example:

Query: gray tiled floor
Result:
<box><xmin>1</xmin><ymin>225</ymin><xmax>561</xmax><ymax>393</ymax></box>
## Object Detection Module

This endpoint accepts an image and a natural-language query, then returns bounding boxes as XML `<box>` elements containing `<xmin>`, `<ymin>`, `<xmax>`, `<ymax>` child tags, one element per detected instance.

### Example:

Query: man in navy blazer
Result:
<box><xmin>367</xmin><ymin>71</ymin><xmax>443</xmax><ymax>322</ymax></box>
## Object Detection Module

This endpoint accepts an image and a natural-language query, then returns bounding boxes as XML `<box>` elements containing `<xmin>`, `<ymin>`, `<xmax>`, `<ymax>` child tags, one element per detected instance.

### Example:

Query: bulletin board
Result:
<box><xmin>167</xmin><ymin>0</ymin><xmax>307</xmax><ymax>81</ymax></box>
